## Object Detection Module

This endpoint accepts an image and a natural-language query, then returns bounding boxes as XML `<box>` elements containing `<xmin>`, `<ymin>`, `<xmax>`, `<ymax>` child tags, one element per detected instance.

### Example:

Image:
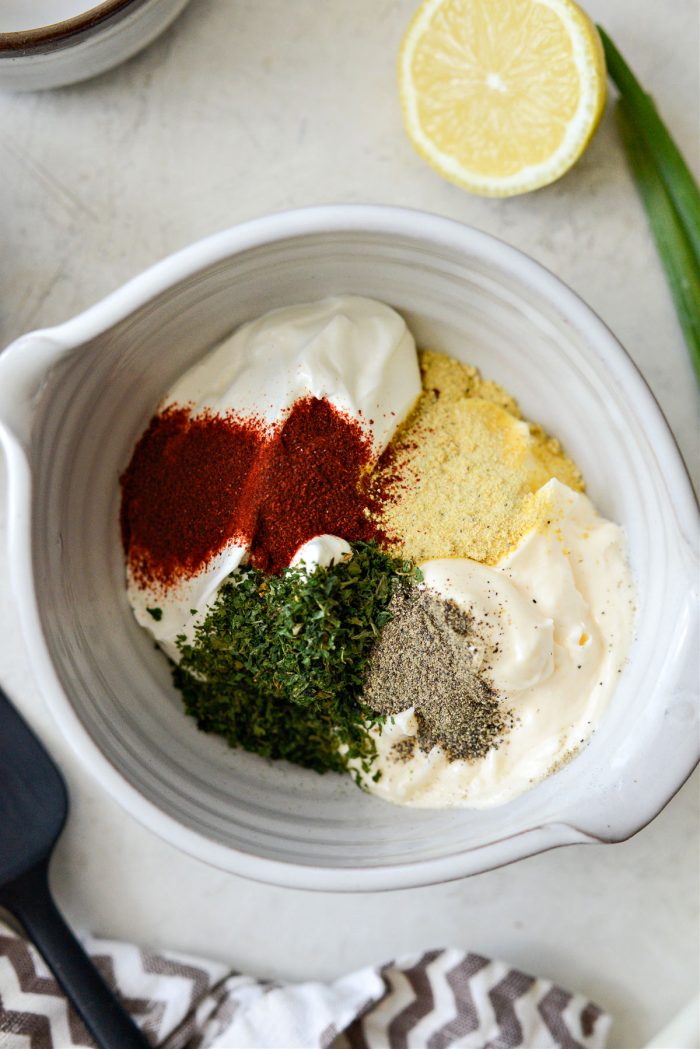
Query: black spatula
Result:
<box><xmin>0</xmin><ymin>684</ymin><xmax>151</xmax><ymax>1048</ymax></box>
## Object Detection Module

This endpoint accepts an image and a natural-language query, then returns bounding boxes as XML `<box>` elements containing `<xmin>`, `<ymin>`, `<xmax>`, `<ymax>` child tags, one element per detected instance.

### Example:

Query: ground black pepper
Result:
<box><xmin>362</xmin><ymin>586</ymin><xmax>511</xmax><ymax>761</ymax></box>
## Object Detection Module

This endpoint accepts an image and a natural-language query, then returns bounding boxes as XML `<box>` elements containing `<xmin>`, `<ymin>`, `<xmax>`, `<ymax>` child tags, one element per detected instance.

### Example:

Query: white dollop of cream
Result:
<box><xmin>164</xmin><ymin>295</ymin><xmax>421</xmax><ymax>453</ymax></box>
<box><xmin>290</xmin><ymin>534</ymin><xmax>352</xmax><ymax>571</ymax></box>
<box><xmin>356</xmin><ymin>479</ymin><xmax>636</xmax><ymax>808</ymax></box>
<box><xmin>127</xmin><ymin>297</ymin><xmax>420</xmax><ymax>659</ymax></box>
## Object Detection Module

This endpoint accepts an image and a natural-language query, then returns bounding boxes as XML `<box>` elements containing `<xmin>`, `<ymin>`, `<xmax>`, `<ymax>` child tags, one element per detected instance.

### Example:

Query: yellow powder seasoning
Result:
<box><xmin>369</xmin><ymin>352</ymin><xmax>584</xmax><ymax>565</ymax></box>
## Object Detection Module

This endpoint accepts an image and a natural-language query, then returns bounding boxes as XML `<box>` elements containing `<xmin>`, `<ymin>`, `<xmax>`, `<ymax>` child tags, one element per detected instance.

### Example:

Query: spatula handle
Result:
<box><xmin>1</xmin><ymin>859</ymin><xmax>151</xmax><ymax>1049</ymax></box>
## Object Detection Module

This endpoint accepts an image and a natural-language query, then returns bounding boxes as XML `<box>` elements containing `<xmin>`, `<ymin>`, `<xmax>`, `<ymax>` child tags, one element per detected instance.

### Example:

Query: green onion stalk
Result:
<box><xmin>598</xmin><ymin>27</ymin><xmax>700</xmax><ymax>382</ymax></box>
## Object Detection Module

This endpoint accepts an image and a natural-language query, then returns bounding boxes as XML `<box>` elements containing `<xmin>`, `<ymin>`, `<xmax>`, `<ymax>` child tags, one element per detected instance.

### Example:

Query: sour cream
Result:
<box><xmin>127</xmin><ymin>297</ymin><xmax>420</xmax><ymax>660</ymax></box>
<box><xmin>164</xmin><ymin>295</ymin><xmax>420</xmax><ymax>452</ymax></box>
<box><xmin>355</xmin><ymin>480</ymin><xmax>636</xmax><ymax>808</ymax></box>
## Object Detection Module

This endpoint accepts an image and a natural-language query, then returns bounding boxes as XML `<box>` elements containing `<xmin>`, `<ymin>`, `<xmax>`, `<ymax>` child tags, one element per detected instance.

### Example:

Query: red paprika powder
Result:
<box><xmin>120</xmin><ymin>396</ymin><xmax>383</xmax><ymax>587</ymax></box>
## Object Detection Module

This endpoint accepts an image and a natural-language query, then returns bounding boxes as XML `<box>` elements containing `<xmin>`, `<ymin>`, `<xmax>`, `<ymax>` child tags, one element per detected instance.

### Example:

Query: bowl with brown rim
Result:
<box><xmin>0</xmin><ymin>0</ymin><xmax>191</xmax><ymax>91</ymax></box>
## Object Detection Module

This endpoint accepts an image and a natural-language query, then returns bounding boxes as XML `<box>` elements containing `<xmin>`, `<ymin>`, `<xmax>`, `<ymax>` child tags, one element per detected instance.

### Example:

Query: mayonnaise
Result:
<box><xmin>355</xmin><ymin>480</ymin><xmax>636</xmax><ymax>808</ymax></box>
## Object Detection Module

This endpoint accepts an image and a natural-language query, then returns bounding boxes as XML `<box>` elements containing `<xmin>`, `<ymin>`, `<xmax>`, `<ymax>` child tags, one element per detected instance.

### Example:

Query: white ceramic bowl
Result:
<box><xmin>0</xmin><ymin>206</ymin><xmax>697</xmax><ymax>891</ymax></box>
<box><xmin>0</xmin><ymin>0</ymin><xmax>191</xmax><ymax>91</ymax></box>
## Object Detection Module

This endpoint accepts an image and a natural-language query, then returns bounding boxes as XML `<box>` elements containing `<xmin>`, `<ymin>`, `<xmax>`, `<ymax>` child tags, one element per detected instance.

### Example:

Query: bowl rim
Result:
<box><xmin>0</xmin><ymin>203</ymin><xmax>698</xmax><ymax>891</ymax></box>
<box><xmin>0</xmin><ymin>0</ymin><xmax>145</xmax><ymax>53</ymax></box>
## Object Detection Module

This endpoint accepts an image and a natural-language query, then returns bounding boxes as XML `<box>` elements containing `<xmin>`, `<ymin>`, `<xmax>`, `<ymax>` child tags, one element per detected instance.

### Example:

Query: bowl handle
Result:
<box><xmin>0</xmin><ymin>332</ymin><xmax>71</xmax><ymax>449</ymax></box>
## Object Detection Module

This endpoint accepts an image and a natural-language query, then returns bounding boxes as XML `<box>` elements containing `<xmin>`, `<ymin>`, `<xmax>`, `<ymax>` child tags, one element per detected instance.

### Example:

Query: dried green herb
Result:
<box><xmin>146</xmin><ymin>607</ymin><xmax>163</xmax><ymax>621</ymax></box>
<box><xmin>172</xmin><ymin>542</ymin><xmax>419</xmax><ymax>775</ymax></box>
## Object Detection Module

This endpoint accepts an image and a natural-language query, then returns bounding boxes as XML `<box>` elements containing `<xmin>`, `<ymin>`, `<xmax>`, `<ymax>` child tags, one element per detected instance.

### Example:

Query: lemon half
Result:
<box><xmin>398</xmin><ymin>0</ymin><xmax>606</xmax><ymax>197</ymax></box>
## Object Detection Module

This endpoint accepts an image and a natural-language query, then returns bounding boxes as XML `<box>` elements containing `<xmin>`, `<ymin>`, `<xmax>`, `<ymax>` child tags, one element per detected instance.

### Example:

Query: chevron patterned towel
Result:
<box><xmin>0</xmin><ymin>920</ymin><xmax>609</xmax><ymax>1049</ymax></box>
